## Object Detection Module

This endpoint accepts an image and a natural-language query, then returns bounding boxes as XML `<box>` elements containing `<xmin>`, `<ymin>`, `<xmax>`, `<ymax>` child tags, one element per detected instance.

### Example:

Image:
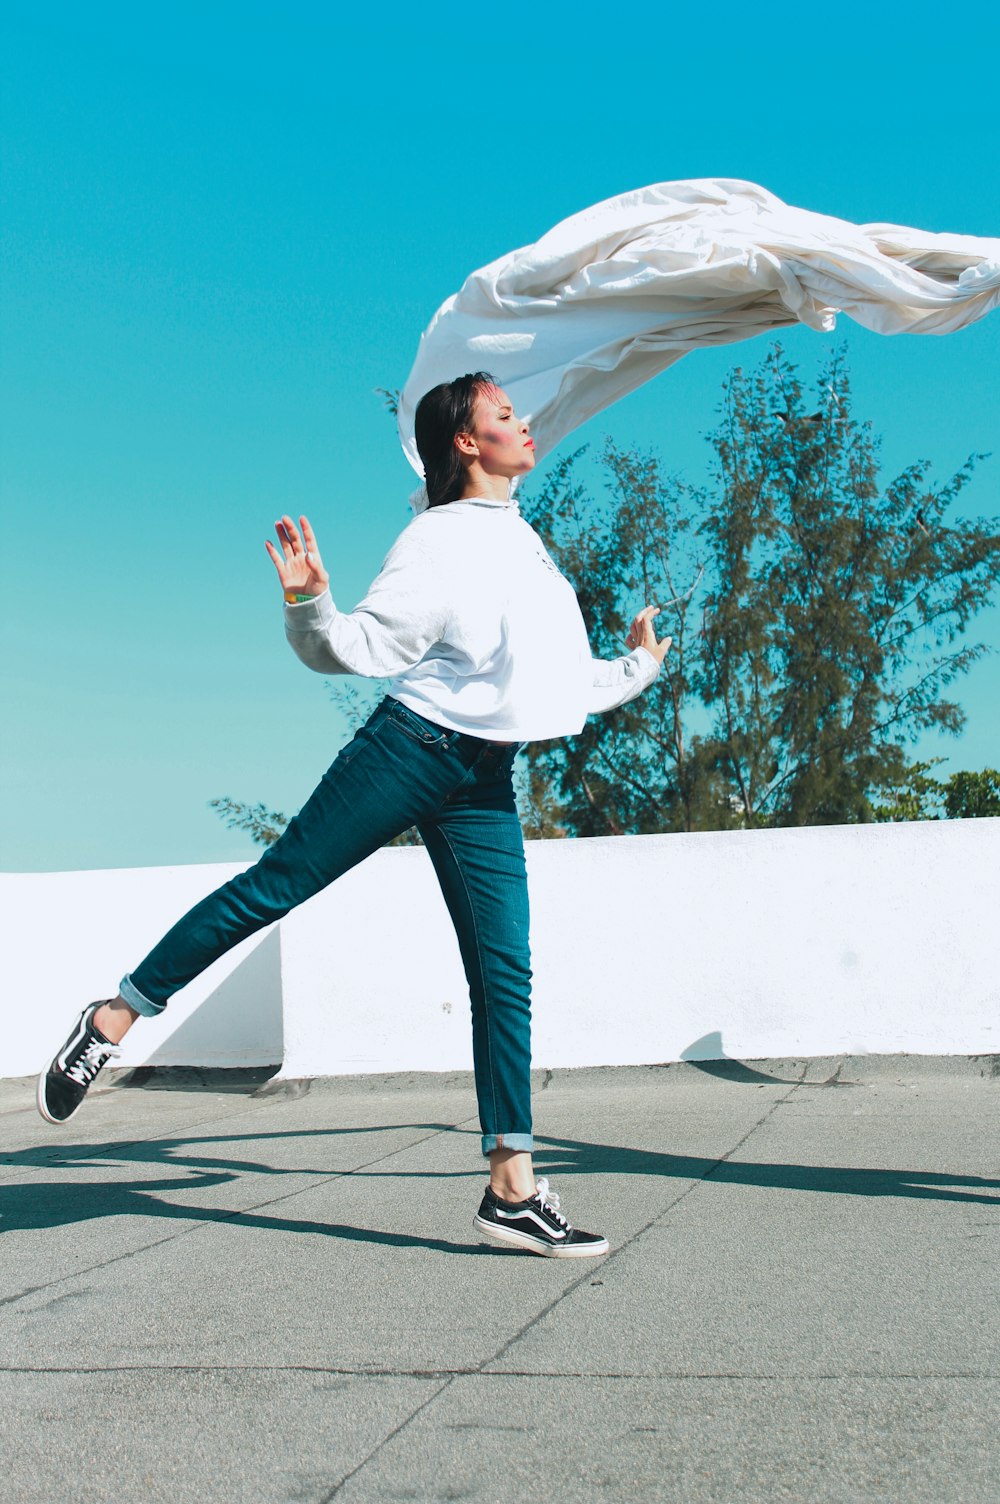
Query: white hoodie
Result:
<box><xmin>284</xmin><ymin>494</ymin><xmax>659</xmax><ymax>742</ymax></box>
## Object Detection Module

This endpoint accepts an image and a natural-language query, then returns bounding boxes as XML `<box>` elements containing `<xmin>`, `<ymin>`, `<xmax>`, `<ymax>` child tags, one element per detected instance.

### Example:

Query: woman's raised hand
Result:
<box><xmin>626</xmin><ymin>604</ymin><xmax>672</xmax><ymax>666</ymax></box>
<box><xmin>265</xmin><ymin>514</ymin><xmax>330</xmax><ymax>597</ymax></box>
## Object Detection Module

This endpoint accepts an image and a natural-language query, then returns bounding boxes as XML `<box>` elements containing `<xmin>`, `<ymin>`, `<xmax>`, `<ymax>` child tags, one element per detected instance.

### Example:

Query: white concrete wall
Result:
<box><xmin>4</xmin><ymin>819</ymin><xmax>998</xmax><ymax>1082</ymax></box>
<box><xmin>277</xmin><ymin>818</ymin><xmax>1000</xmax><ymax>1077</ymax></box>
<box><xmin>2</xmin><ymin>863</ymin><xmax>282</xmax><ymax>1078</ymax></box>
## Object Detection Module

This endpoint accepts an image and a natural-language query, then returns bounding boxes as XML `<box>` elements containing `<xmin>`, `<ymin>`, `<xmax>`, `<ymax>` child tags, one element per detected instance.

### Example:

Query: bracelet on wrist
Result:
<box><xmin>284</xmin><ymin>591</ymin><xmax>317</xmax><ymax>604</ymax></box>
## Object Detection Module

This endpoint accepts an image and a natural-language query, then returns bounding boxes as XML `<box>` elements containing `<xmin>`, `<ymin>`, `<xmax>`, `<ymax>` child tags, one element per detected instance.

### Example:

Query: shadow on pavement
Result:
<box><xmin>2</xmin><ymin>1118</ymin><xmax>998</xmax><ymax>1260</ymax></box>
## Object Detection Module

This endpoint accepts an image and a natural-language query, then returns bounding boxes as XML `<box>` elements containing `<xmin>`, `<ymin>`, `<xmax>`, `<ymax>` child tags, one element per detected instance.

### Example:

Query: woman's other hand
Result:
<box><xmin>265</xmin><ymin>514</ymin><xmax>331</xmax><ymax>597</ymax></box>
<box><xmin>626</xmin><ymin>605</ymin><xmax>672</xmax><ymax>666</ymax></box>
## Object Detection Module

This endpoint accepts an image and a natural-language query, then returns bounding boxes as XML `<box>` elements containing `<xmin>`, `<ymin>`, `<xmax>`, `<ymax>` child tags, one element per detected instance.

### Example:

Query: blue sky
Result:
<box><xmin>2</xmin><ymin>1</ymin><xmax>998</xmax><ymax>871</ymax></box>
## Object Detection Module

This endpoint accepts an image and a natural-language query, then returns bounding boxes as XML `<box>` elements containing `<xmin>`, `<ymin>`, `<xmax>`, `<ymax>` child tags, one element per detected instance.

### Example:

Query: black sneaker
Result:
<box><xmin>474</xmin><ymin>1176</ymin><xmax>609</xmax><ymax>1258</ymax></box>
<box><xmin>37</xmin><ymin>1003</ymin><xmax>121</xmax><ymax>1124</ymax></box>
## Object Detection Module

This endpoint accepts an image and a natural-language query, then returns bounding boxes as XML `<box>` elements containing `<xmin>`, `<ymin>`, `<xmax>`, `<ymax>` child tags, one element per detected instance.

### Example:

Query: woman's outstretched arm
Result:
<box><xmin>589</xmin><ymin>604</ymin><xmax>672</xmax><ymax>714</ymax></box>
<box><xmin>268</xmin><ymin>513</ymin><xmax>452</xmax><ymax>678</ymax></box>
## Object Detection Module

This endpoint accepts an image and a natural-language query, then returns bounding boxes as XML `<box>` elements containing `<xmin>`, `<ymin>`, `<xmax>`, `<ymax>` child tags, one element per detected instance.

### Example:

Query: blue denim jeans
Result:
<box><xmin>120</xmin><ymin>696</ymin><xmax>533</xmax><ymax>1157</ymax></box>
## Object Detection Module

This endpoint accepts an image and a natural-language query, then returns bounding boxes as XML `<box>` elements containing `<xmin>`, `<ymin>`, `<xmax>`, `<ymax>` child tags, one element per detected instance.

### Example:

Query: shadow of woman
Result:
<box><xmin>3</xmin><ymin>1122</ymin><xmax>997</xmax><ymax>1277</ymax></box>
<box><xmin>0</xmin><ymin>1164</ymin><xmax>511</xmax><ymax>1264</ymax></box>
<box><xmin>531</xmin><ymin>1134</ymin><xmax>1000</xmax><ymax>1205</ymax></box>
<box><xmin>0</xmin><ymin>1125</ymin><xmax>505</xmax><ymax>1262</ymax></box>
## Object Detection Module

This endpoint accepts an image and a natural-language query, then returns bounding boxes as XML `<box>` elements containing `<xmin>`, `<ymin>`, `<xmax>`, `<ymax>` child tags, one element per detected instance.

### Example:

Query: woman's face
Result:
<box><xmin>461</xmin><ymin>385</ymin><xmax>536</xmax><ymax>478</ymax></box>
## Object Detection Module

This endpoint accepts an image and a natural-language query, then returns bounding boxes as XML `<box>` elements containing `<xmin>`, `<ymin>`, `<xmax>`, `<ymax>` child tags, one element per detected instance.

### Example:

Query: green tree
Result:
<box><xmin>519</xmin><ymin>343</ymin><xmax>1000</xmax><ymax>833</ymax></box>
<box><xmin>868</xmin><ymin>760</ymin><xmax>946</xmax><ymax>822</ymax></box>
<box><xmin>943</xmin><ymin>767</ymin><xmax>1000</xmax><ymax>819</ymax></box>
<box><xmin>209</xmin><ymin>797</ymin><xmax>290</xmax><ymax>847</ymax></box>
<box><xmin>869</xmin><ymin>761</ymin><xmax>1000</xmax><ymax>822</ymax></box>
<box><xmin>519</xmin><ymin>443</ymin><xmax>734</xmax><ymax>835</ymax></box>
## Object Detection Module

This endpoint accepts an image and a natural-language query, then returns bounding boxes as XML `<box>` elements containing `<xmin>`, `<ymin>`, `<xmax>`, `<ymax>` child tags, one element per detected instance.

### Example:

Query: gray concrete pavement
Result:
<box><xmin>1</xmin><ymin>1056</ymin><xmax>998</xmax><ymax>1502</ymax></box>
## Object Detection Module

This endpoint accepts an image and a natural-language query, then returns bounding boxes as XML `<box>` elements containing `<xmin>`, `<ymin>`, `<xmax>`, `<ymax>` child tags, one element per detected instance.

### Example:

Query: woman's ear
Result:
<box><xmin>454</xmin><ymin>430</ymin><xmax>478</xmax><ymax>458</ymax></box>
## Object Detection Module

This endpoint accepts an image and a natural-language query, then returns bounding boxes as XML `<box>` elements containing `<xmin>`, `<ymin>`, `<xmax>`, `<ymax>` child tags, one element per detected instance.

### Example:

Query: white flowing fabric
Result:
<box><xmin>398</xmin><ymin>178</ymin><xmax>1000</xmax><ymax>511</ymax></box>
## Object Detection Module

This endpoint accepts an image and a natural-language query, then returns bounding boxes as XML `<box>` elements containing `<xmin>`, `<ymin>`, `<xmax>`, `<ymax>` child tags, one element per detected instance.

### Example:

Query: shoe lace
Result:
<box><xmin>65</xmin><ymin>1034</ymin><xmax>120</xmax><ymax>1087</ymax></box>
<box><xmin>533</xmin><ymin>1177</ymin><xmax>569</xmax><ymax>1230</ymax></box>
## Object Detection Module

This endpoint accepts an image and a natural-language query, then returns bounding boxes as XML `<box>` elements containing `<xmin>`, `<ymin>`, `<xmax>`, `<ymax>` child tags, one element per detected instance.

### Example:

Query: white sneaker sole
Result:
<box><xmin>36</xmin><ymin>1068</ymin><xmax>83</xmax><ymax>1125</ymax></box>
<box><xmin>473</xmin><ymin>1214</ymin><xmax>609</xmax><ymax>1258</ymax></box>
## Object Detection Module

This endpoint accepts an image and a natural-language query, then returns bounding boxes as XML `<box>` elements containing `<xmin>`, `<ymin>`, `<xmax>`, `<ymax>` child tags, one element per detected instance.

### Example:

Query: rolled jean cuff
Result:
<box><xmin>481</xmin><ymin>1132</ymin><xmax>534</xmax><ymax>1158</ymax></box>
<box><xmin>119</xmin><ymin>974</ymin><xmax>164</xmax><ymax>1018</ymax></box>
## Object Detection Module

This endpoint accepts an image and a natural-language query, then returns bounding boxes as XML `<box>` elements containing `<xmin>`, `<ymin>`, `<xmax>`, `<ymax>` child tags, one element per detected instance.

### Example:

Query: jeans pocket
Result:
<box><xmin>387</xmin><ymin>698</ymin><xmax>450</xmax><ymax>747</ymax></box>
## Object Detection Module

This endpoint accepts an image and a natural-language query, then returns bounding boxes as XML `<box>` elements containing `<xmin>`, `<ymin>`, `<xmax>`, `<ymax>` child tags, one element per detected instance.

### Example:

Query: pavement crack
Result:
<box><xmin>470</xmin><ymin>1065</ymin><xmax>811</xmax><ymax>1377</ymax></box>
<box><xmin>1</xmin><ymin>1364</ymin><xmax>995</xmax><ymax>1381</ymax></box>
<box><xmin>316</xmin><ymin>1375</ymin><xmax>454</xmax><ymax>1501</ymax></box>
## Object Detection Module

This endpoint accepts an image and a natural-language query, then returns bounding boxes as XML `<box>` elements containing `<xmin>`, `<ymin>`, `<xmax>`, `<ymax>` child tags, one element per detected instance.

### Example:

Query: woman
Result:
<box><xmin>38</xmin><ymin>372</ymin><xmax>672</xmax><ymax>1258</ymax></box>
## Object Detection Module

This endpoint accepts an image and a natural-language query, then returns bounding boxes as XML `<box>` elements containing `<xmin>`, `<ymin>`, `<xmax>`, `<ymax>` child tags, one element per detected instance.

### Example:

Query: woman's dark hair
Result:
<box><xmin>414</xmin><ymin>370</ymin><xmax>498</xmax><ymax>508</ymax></box>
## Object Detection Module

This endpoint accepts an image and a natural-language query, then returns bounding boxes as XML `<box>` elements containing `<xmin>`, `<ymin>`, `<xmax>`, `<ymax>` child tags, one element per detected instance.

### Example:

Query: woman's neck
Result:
<box><xmin>459</xmin><ymin>470</ymin><xmax>511</xmax><ymax>503</ymax></box>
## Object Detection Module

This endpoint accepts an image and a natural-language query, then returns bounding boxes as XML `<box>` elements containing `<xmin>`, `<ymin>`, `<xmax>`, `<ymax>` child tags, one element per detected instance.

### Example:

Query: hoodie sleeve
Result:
<box><xmin>588</xmin><ymin>646</ymin><xmax>660</xmax><ymax>714</ymax></box>
<box><xmin>283</xmin><ymin>530</ymin><xmax>452</xmax><ymax>678</ymax></box>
